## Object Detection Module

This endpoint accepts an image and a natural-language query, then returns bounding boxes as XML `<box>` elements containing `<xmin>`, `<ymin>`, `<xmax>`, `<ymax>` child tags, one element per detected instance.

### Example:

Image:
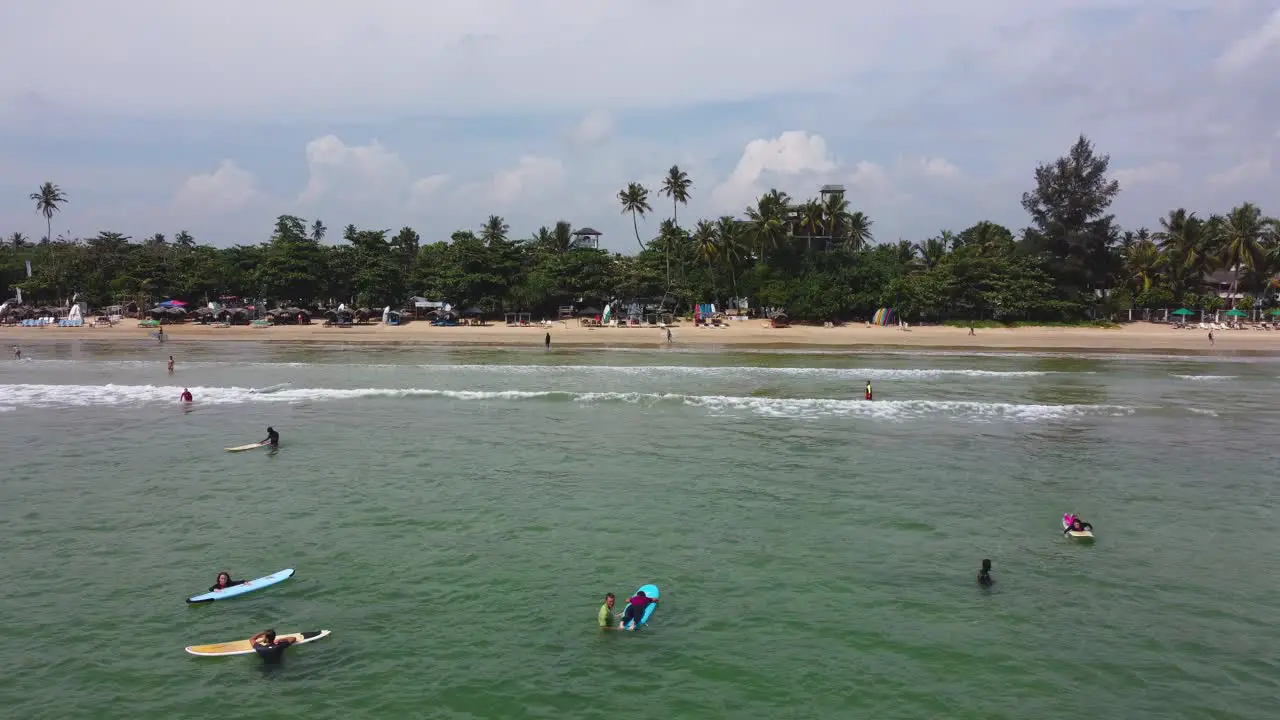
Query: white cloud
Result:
<box><xmin>473</xmin><ymin>155</ymin><xmax>566</xmax><ymax>204</ymax></box>
<box><xmin>1208</xmin><ymin>157</ymin><xmax>1271</xmax><ymax>186</ymax></box>
<box><xmin>173</xmin><ymin>160</ymin><xmax>259</xmax><ymax>209</ymax></box>
<box><xmin>898</xmin><ymin>156</ymin><xmax>961</xmax><ymax>180</ymax></box>
<box><xmin>1114</xmin><ymin>161</ymin><xmax>1180</xmax><ymax>188</ymax></box>
<box><xmin>567</xmin><ymin>111</ymin><xmax>612</xmax><ymax>146</ymax></box>
<box><xmin>1215</xmin><ymin>8</ymin><xmax>1280</xmax><ymax>72</ymax></box>
<box><xmin>406</xmin><ymin>174</ymin><xmax>451</xmax><ymax>210</ymax></box>
<box><xmin>711</xmin><ymin>131</ymin><xmax>837</xmax><ymax>211</ymax></box>
<box><xmin>298</xmin><ymin>135</ymin><xmax>408</xmax><ymax>206</ymax></box>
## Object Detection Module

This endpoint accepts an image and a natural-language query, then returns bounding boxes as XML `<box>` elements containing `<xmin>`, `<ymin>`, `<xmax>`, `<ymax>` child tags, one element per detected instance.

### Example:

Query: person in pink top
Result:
<box><xmin>620</xmin><ymin>590</ymin><xmax>658</xmax><ymax>628</ymax></box>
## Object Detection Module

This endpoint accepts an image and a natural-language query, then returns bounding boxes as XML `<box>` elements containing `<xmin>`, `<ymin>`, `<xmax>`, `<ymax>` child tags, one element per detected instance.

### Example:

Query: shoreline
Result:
<box><xmin>2</xmin><ymin>321</ymin><xmax>1277</xmax><ymax>355</ymax></box>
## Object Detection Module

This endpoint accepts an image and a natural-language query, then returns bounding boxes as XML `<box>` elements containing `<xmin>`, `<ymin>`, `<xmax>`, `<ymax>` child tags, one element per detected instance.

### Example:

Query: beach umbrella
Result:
<box><xmin>1270</xmin><ymin>309</ymin><xmax>1280</xmax><ymax>316</ymax></box>
<box><xmin>158</xmin><ymin>299</ymin><xmax>187</xmax><ymax>308</ymax></box>
<box><xmin>1171</xmin><ymin>308</ymin><xmax>1193</xmax><ymax>316</ymax></box>
<box><xmin>1224</xmin><ymin>309</ymin><xmax>1246</xmax><ymax>317</ymax></box>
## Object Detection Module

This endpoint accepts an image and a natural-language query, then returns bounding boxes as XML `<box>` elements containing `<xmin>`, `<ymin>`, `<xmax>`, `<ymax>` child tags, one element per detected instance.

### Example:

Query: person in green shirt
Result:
<box><xmin>597</xmin><ymin>592</ymin><xmax>618</xmax><ymax>629</ymax></box>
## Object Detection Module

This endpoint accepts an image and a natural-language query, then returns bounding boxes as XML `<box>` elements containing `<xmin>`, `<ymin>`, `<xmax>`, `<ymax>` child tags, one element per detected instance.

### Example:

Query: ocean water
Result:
<box><xmin>1</xmin><ymin>341</ymin><xmax>1278</xmax><ymax>719</ymax></box>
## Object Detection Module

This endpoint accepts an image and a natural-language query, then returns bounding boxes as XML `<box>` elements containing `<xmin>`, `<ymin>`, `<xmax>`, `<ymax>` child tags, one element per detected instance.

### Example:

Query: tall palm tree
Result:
<box><xmin>845</xmin><ymin>211</ymin><xmax>873</xmax><ymax>250</ymax></box>
<box><xmin>310</xmin><ymin>220</ymin><xmax>327</xmax><ymax>242</ymax></box>
<box><xmin>821</xmin><ymin>193</ymin><xmax>853</xmax><ymax>249</ymax></box>
<box><xmin>30</xmin><ymin>182</ymin><xmax>67</xmax><ymax>243</ymax></box>
<box><xmin>551</xmin><ymin>221</ymin><xmax>574</xmax><ymax>254</ymax></box>
<box><xmin>745</xmin><ymin>189</ymin><xmax>791</xmax><ymax>259</ymax></box>
<box><xmin>798</xmin><ymin>200</ymin><xmax>825</xmax><ymax>251</ymax></box>
<box><xmin>617</xmin><ymin>182</ymin><xmax>653</xmax><ymax>250</ymax></box>
<box><xmin>714</xmin><ymin>216</ymin><xmax>743</xmax><ymax>302</ymax></box>
<box><xmin>1155</xmin><ymin>209</ymin><xmax>1215</xmax><ymax>299</ymax></box>
<box><xmin>659</xmin><ymin>165</ymin><xmax>692</xmax><ymax>226</ymax></box>
<box><xmin>481</xmin><ymin>215</ymin><xmax>510</xmax><ymax>246</ymax></box>
<box><xmin>692</xmin><ymin>220</ymin><xmax>720</xmax><ymax>303</ymax></box>
<box><xmin>1219</xmin><ymin>202</ymin><xmax>1270</xmax><ymax>304</ymax></box>
<box><xmin>1124</xmin><ymin>238</ymin><xmax>1164</xmax><ymax>292</ymax></box>
<box><xmin>174</xmin><ymin>231</ymin><xmax>196</xmax><ymax>248</ymax></box>
<box><xmin>913</xmin><ymin>237</ymin><xmax>947</xmax><ymax>270</ymax></box>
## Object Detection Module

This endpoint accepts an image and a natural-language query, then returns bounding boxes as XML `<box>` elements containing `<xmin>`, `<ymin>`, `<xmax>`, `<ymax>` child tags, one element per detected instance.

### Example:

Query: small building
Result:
<box><xmin>571</xmin><ymin>227</ymin><xmax>602</xmax><ymax>250</ymax></box>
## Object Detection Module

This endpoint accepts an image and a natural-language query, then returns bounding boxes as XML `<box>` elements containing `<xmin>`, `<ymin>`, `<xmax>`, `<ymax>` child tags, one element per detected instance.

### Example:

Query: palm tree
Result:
<box><xmin>146</xmin><ymin>233</ymin><xmax>167</xmax><ymax>246</ymax></box>
<box><xmin>659</xmin><ymin>165</ymin><xmax>692</xmax><ymax>226</ymax></box>
<box><xmin>715</xmin><ymin>216</ymin><xmax>744</xmax><ymax>302</ymax></box>
<box><xmin>1124</xmin><ymin>238</ymin><xmax>1164</xmax><ymax>292</ymax></box>
<box><xmin>745</xmin><ymin>189</ymin><xmax>791</xmax><ymax>259</ymax></box>
<box><xmin>174</xmin><ymin>231</ymin><xmax>196</xmax><ymax>248</ymax></box>
<box><xmin>481</xmin><ymin>215</ymin><xmax>509</xmax><ymax>246</ymax></box>
<box><xmin>821</xmin><ymin>193</ymin><xmax>853</xmax><ymax>249</ymax></box>
<box><xmin>7</xmin><ymin>232</ymin><xmax>28</xmax><ymax>249</ymax></box>
<box><xmin>1155</xmin><ymin>209</ymin><xmax>1215</xmax><ymax>299</ymax></box>
<box><xmin>913</xmin><ymin>237</ymin><xmax>948</xmax><ymax>270</ymax></box>
<box><xmin>1219</xmin><ymin>202</ymin><xmax>1270</xmax><ymax>305</ymax></box>
<box><xmin>617</xmin><ymin>182</ymin><xmax>653</xmax><ymax>250</ymax></box>
<box><xmin>30</xmin><ymin>182</ymin><xmax>67</xmax><ymax>243</ymax></box>
<box><xmin>798</xmin><ymin>200</ymin><xmax>825</xmax><ymax>251</ymax></box>
<box><xmin>551</xmin><ymin>221</ymin><xmax>574</xmax><ymax>254</ymax></box>
<box><xmin>692</xmin><ymin>220</ymin><xmax>720</xmax><ymax>303</ymax></box>
<box><xmin>310</xmin><ymin>220</ymin><xmax>327</xmax><ymax>242</ymax></box>
<box><xmin>845</xmin><ymin>211</ymin><xmax>873</xmax><ymax>250</ymax></box>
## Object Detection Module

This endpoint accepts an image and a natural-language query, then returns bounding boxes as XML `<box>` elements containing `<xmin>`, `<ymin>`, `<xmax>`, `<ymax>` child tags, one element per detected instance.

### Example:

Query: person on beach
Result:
<box><xmin>209</xmin><ymin>571</ymin><xmax>246</xmax><ymax>592</ymax></box>
<box><xmin>12</xmin><ymin>345</ymin><xmax>20</xmax><ymax>360</ymax></box>
<box><xmin>179</xmin><ymin>388</ymin><xmax>193</xmax><ymax>403</ymax></box>
<box><xmin>977</xmin><ymin>559</ymin><xmax>994</xmax><ymax>586</ymax></box>
<box><xmin>1208</xmin><ymin>329</ymin><xmax>1214</xmax><ymax>346</ymax></box>
<box><xmin>865</xmin><ymin>380</ymin><xmax>873</xmax><ymax>401</ymax></box>
<box><xmin>249</xmin><ymin>629</ymin><xmax>296</xmax><ymax>664</ymax></box>
<box><xmin>666</xmin><ymin>327</ymin><xmax>673</xmax><ymax>344</ymax></box>
<box><xmin>545</xmin><ymin>332</ymin><xmax>551</xmax><ymax>349</ymax></box>
<box><xmin>168</xmin><ymin>355</ymin><xmax>175</xmax><ymax>373</ymax></box>
<box><xmin>620</xmin><ymin>590</ymin><xmax>657</xmax><ymax>629</ymax></box>
<box><xmin>261</xmin><ymin>426</ymin><xmax>280</xmax><ymax>448</ymax></box>
<box><xmin>968</xmin><ymin>324</ymin><xmax>975</xmax><ymax>336</ymax></box>
<box><xmin>598</xmin><ymin>592</ymin><xmax>618</xmax><ymax>629</ymax></box>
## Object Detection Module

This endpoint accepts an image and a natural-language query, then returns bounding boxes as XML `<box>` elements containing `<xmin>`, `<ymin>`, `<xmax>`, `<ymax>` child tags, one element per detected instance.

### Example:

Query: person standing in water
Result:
<box><xmin>12</xmin><ymin>345</ymin><xmax>20</xmax><ymax>360</ymax></box>
<box><xmin>977</xmin><ymin>559</ymin><xmax>994</xmax><ymax>586</ymax></box>
<box><xmin>864</xmin><ymin>380</ymin><xmax>873</xmax><ymax>401</ymax></box>
<box><xmin>249</xmin><ymin>629</ymin><xmax>296</xmax><ymax>664</ymax></box>
<box><xmin>179</xmin><ymin>388</ymin><xmax>193</xmax><ymax>403</ymax></box>
<box><xmin>157</xmin><ymin>326</ymin><xmax>164</xmax><ymax>342</ymax></box>
<box><xmin>545</xmin><ymin>332</ymin><xmax>551</xmax><ymax>349</ymax></box>
<box><xmin>261</xmin><ymin>426</ymin><xmax>280</xmax><ymax>448</ymax></box>
<box><xmin>167</xmin><ymin>355</ymin><xmax>175</xmax><ymax>373</ymax></box>
<box><xmin>598</xmin><ymin>592</ymin><xmax>619</xmax><ymax>630</ymax></box>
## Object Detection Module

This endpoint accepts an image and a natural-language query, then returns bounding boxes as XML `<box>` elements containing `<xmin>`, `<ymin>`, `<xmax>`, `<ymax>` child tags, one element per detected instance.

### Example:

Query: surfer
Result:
<box><xmin>249</xmin><ymin>629</ymin><xmax>296</xmax><ymax>664</ymax></box>
<box><xmin>261</xmin><ymin>426</ymin><xmax>280</xmax><ymax>448</ymax></box>
<box><xmin>209</xmin><ymin>571</ymin><xmax>246</xmax><ymax>592</ymax></box>
<box><xmin>598</xmin><ymin>592</ymin><xmax>618</xmax><ymax>630</ymax></box>
<box><xmin>864</xmin><ymin>380</ymin><xmax>873</xmax><ymax>401</ymax></box>
<box><xmin>180</xmin><ymin>388</ymin><xmax>193</xmax><ymax>403</ymax></box>
<box><xmin>168</xmin><ymin>355</ymin><xmax>175</xmax><ymax>373</ymax></box>
<box><xmin>620</xmin><ymin>590</ymin><xmax>657</xmax><ymax>628</ymax></box>
<box><xmin>977</xmin><ymin>559</ymin><xmax>994</xmax><ymax>586</ymax></box>
<box><xmin>1064</xmin><ymin>516</ymin><xmax>1093</xmax><ymax>535</ymax></box>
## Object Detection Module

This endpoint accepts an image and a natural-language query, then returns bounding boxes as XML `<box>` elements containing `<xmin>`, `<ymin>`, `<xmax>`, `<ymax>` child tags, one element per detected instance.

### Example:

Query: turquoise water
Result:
<box><xmin>2</xmin><ymin>342</ymin><xmax>1278</xmax><ymax>719</ymax></box>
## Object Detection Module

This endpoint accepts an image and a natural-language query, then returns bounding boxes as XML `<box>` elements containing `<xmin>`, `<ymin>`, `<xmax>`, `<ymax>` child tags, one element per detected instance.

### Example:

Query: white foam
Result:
<box><xmin>0</xmin><ymin>383</ymin><xmax>1132</xmax><ymax>422</ymax></box>
<box><xmin>1172</xmin><ymin>374</ymin><xmax>1238</xmax><ymax>381</ymax></box>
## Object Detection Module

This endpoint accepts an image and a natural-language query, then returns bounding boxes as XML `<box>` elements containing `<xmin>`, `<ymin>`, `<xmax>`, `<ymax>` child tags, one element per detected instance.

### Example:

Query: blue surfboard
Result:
<box><xmin>621</xmin><ymin>583</ymin><xmax>660</xmax><ymax>630</ymax></box>
<box><xmin>186</xmin><ymin>568</ymin><xmax>294</xmax><ymax>604</ymax></box>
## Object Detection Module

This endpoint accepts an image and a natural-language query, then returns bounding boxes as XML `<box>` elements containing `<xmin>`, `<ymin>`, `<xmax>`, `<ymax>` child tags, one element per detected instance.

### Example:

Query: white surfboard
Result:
<box><xmin>225</xmin><ymin>443</ymin><xmax>266</xmax><ymax>452</ymax></box>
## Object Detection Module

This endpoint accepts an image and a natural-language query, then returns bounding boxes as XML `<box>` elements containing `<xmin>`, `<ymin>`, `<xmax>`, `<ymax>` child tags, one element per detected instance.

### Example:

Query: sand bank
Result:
<box><xmin>1</xmin><ymin>320</ymin><xmax>1275</xmax><ymax>354</ymax></box>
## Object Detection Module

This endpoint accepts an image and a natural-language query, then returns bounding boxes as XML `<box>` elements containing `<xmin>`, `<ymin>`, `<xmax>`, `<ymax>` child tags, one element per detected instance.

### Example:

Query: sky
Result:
<box><xmin>0</xmin><ymin>0</ymin><xmax>1277</xmax><ymax>253</ymax></box>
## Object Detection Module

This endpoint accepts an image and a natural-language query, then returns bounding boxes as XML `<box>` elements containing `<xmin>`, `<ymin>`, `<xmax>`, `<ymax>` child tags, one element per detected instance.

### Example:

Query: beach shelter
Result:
<box><xmin>1224</xmin><ymin>309</ymin><xmax>1246</xmax><ymax>317</ymax></box>
<box><xmin>1171</xmin><ymin>308</ymin><xmax>1194</xmax><ymax>323</ymax></box>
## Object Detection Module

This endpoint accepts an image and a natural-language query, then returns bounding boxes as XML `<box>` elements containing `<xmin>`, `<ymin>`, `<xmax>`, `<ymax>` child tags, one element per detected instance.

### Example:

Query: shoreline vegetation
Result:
<box><xmin>4</xmin><ymin>321</ymin><xmax>1280</xmax><ymax>354</ymax></box>
<box><xmin>5</xmin><ymin>135</ymin><xmax>1279</xmax><ymax>336</ymax></box>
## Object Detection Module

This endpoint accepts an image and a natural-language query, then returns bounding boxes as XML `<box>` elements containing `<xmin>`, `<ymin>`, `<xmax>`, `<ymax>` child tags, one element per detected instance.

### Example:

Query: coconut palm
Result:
<box><xmin>745</xmin><ymin>190</ymin><xmax>792</xmax><ymax>258</ymax></box>
<box><xmin>1218</xmin><ymin>202</ymin><xmax>1271</xmax><ymax>304</ymax></box>
<box><xmin>481</xmin><ymin>215</ymin><xmax>509</xmax><ymax>246</ymax></box>
<box><xmin>659</xmin><ymin>166</ymin><xmax>692</xmax><ymax>226</ymax></box>
<box><xmin>821</xmin><ymin>193</ymin><xmax>853</xmax><ymax>248</ymax></box>
<box><xmin>551</xmin><ymin>221</ymin><xmax>574</xmax><ymax>254</ymax></box>
<box><xmin>174</xmin><ymin>231</ymin><xmax>195</xmax><ymax>249</ymax></box>
<box><xmin>846</xmin><ymin>211</ymin><xmax>873</xmax><ymax>250</ymax></box>
<box><xmin>692</xmin><ymin>220</ymin><xmax>720</xmax><ymax>303</ymax></box>
<box><xmin>797</xmin><ymin>200</ymin><xmax>825</xmax><ymax>251</ymax></box>
<box><xmin>310</xmin><ymin>220</ymin><xmax>327</xmax><ymax>242</ymax></box>
<box><xmin>7</xmin><ymin>232</ymin><xmax>29</xmax><ymax>249</ymax></box>
<box><xmin>617</xmin><ymin>182</ymin><xmax>653</xmax><ymax>250</ymax></box>
<box><xmin>30</xmin><ymin>182</ymin><xmax>67</xmax><ymax>243</ymax></box>
<box><xmin>1155</xmin><ymin>209</ymin><xmax>1215</xmax><ymax>298</ymax></box>
<box><xmin>1124</xmin><ymin>238</ymin><xmax>1164</xmax><ymax>292</ymax></box>
<box><xmin>913</xmin><ymin>237</ymin><xmax>948</xmax><ymax>270</ymax></box>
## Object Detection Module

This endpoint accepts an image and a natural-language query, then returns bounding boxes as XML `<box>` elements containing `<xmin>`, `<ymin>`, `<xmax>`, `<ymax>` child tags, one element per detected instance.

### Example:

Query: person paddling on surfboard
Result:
<box><xmin>1064</xmin><ymin>516</ymin><xmax>1092</xmax><ymax>534</ymax></box>
<box><xmin>977</xmin><ymin>559</ymin><xmax>994</xmax><ymax>587</ymax></box>
<box><xmin>260</xmin><ymin>426</ymin><xmax>279</xmax><ymax>448</ymax></box>
<box><xmin>620</xmin><ymin>590</ymin><xmax>657</xmax><ymax>629</ymax></box>
<box><xmin>209</xmin><ymin>571</ymin><xmax>247</xmax><ymax>592</ymax></box>
<box><xmin>249</xmin><ymin>629</ymin><xmax>296</xmax><ymax>664</ymax></box>
<box><xmin>598</xmin><ymin>592</ymin><xmax>619</xmax><ymax>630</ymax></box>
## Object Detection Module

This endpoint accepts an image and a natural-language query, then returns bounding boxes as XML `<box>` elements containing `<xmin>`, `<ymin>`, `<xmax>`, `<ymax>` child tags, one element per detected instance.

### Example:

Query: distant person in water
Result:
<box><xmin>598</xmin><ymin>592</ymin><xmax>618</xmax><ymax>630</ymax></box>
<box><xmin>12</xmin><ymin>345</ymin><xmax>20</xmax><ymax>360</ymax></box>
<box><xmin>157</xmin><ymin>326</ymin><xmax>164</xmax><ymax>342</ymax></box>
<box><xmin>261</xmin><ymin>426</ymin><xmax>279</xmax><ymax>447</ymax></box>
<box><xmin>545</xmin><ymin>332</ymin><xmax>551</xmax><ymax>349</ymax></box>
<box><xmin>620</xmin><ymin>590</ymin><xmax>657</xmax><ymax>628</ymax></box>
<box><xmin>168</xmin><ymin>355</ymin><xmax>175</xmax><ymax>373</ymax></box>
<box><xmin>180</xmin><ymin>388</ymin><xmax>193</xmax><ymax>403</ymax></box>
<box><xmin>1064</xmin><ymin>515</ymin><xmax>1093</xmax><ymax>534</ymax></box>
<box><xmin>977</xmin><ymin>559</ymin><xmax>994</xmax><ymax>586</ymax></box>
<box><xmin>249</xmin><ymin>629</ymin><xmax>296</xmax><ymax>664</ymax></box>
<box><xmin>209</xmin><ymin>571</ymin><xmax>246</xmax><ymax>592</ymax></box>
<box><xmin>865</xmin><ymin>380</ymin><xmax>873</xmax><ymax>401</ymax></box>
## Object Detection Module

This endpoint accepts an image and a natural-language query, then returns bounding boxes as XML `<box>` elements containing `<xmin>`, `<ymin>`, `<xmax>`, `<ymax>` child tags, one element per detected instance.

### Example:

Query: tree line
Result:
<box><xmin>3</xmin><ymin>136</ymin><xmax>1279</xmax><ymax>322</ymax></box>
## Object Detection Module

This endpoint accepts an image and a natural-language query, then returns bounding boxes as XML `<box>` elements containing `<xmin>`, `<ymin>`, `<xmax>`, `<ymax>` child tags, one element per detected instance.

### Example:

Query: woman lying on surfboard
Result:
<box><xmin>209</xmin><ymin>571</ymin><xmax>247</xmax><ymax>592</ymax></box>
<box><xmin>1064</xmin><ymin>516</ymin><xmax>1093</xmax><ymax>534</ymax></box>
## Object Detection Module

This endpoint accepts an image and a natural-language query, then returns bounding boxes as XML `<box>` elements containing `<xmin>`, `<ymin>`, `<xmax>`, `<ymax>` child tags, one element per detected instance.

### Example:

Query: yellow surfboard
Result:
<box><xmin>185</xmin><ymin>630</ymin><xmax>330</xmax><ymax>656</ymax></box>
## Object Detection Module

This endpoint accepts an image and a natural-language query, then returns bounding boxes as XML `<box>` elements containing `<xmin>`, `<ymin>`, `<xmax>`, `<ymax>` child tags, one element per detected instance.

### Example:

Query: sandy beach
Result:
<box><xmin>1</xmin><ymin>320</ymin><xmax>1276</xmax><ymax>353</ymax></box>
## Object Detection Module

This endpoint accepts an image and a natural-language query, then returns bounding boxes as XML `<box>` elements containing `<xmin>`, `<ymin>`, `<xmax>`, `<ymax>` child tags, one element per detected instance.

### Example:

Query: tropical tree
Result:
<box><xmin>30</xmin><ymin>182</ymin><xmax>68</xmax><ymax>244</ymax></box>
<box><xmin>7</xmin><ymin>232</ymin><xmax>29</xmax><ymax>249</ymax></box>
<box><xmin>480</xmin><ymin>215</ymin><xmax>509</xmax><ymax>246</ymax></box>
<box><xmin>715</xmin><ymin>215</ymin><xmax>744</xmax><ymax>301</ymax></box>
<box><xmin>617</xmin><ymin>182</ymin><xmax>653</xmax><ymax>250</ymax></box>
<box><xmin>1218</xmin><ymin>202</ymin><xmax>1271</xmax><ymax>304</ymax></box>
<box><xmin>310</xmin><ymin>220</ymin><xmax>327</xmax><ymax>243</ymax></box>
<box><xmin>174</xmin><ymin>231</ymin><xmax>196</xmax><ymax>249</ymax></box>
<box><xmin>692</xmin><ymin>219</ymin><xmax>720</xmax><ymax>303</ymax></box>
<box><xmin>845</xmin><ymin>211</ymin><xmax>873</xmax><ymax>250</ymax></box>
<box><xmin>659</xmin><ymin>165</ymin><xmax>692</xmax><ymax>226</ymax></box>
<box><xmin>745</xmin><ymin>189</ymin><xmax>791</xmax><ymax>259</ymax></box>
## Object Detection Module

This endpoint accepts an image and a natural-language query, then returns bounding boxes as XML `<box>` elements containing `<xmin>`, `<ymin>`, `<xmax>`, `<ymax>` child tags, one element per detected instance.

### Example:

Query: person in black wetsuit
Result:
<box><xmin>977</xmin><ymin>559</ymin><xmax>994</xmax><ymax>586</ymax></box>
<box><xmin>209</xmin><ymin>571</ymin><xmax>246</xmax><ymax>593</ymax></box>
<box><xmin>249</xmin><ymin>629</ymin><xmax>296</xmax><ymax>664</ymax></box>
<box><xmin>261</xmin><ymin>426</ymin><xmax>279</xmax><ymax>448</ymax></box>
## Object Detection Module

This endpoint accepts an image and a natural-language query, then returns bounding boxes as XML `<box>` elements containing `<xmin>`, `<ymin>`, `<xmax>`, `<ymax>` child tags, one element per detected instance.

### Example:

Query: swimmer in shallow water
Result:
<box><xmin>209</xmin><ymin>571</ymin><xmax>246</xmax><ymax>592</ymax></box>
<box><xmin>977</xmin><ymin>559</ymin><xmax>994</xmax><ymax>586</ymax></box>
